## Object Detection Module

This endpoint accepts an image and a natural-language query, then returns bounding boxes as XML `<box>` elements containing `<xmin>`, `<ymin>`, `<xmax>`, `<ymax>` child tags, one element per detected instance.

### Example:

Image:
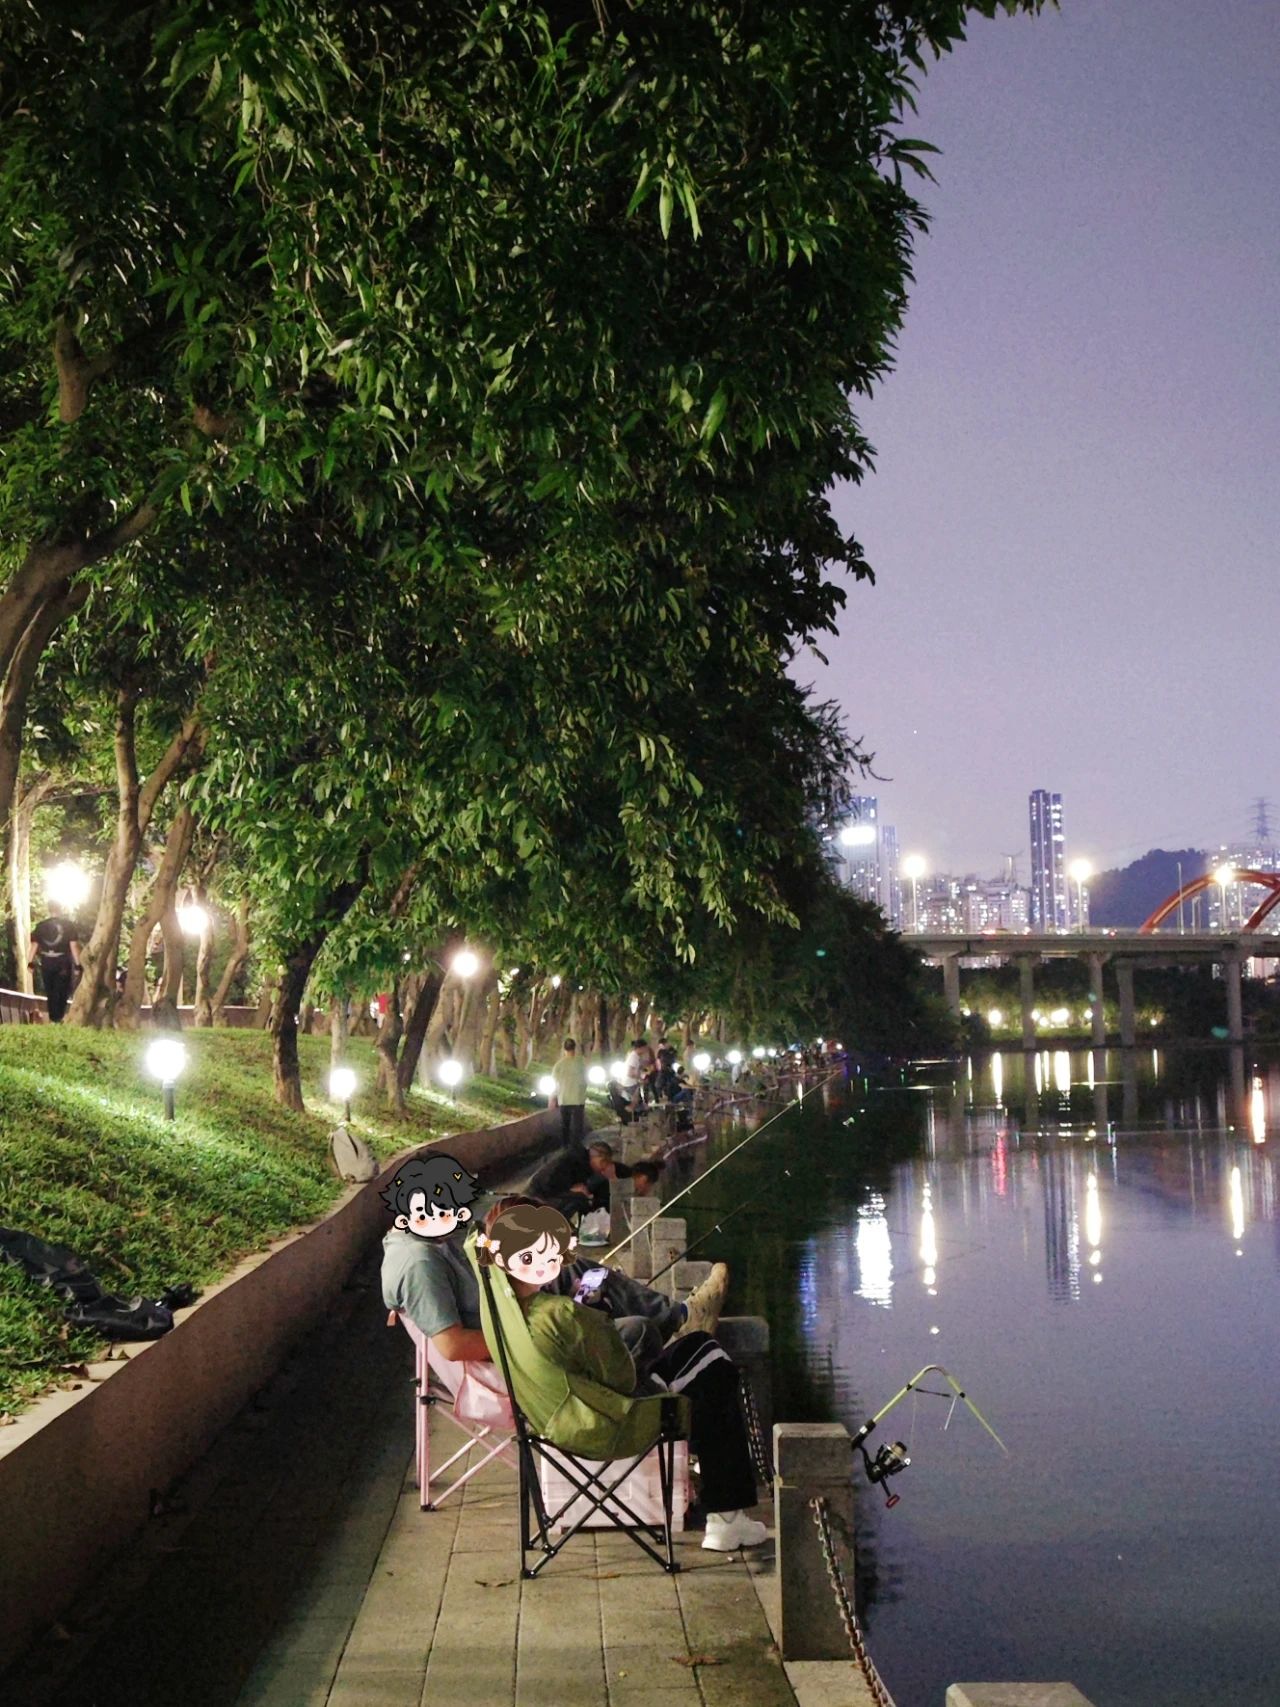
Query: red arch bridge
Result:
<box><xmin>914</xmin><ymin>878</ymin><xmax>1280</xmax><ymax>1047</ymax></box>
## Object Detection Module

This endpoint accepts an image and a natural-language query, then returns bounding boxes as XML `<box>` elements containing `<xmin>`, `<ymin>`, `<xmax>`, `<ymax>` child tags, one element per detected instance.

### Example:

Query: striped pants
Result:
<box><xmin>641</xmin><ymin>1331</ymin><xmax>757</xmax><ymax>1515</ymax></box>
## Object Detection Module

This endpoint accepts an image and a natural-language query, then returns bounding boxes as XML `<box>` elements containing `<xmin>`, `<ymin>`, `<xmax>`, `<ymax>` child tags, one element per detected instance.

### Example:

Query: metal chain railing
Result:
<box><xmin>810</xmin><ymin>1495</ymin><xmax>898</xmax><ymax>1707</ymax></box>
<box><xmin>738</xmin><ymin>1367</ymin><xmax>774</xmax><ymax>1486</ymax></box>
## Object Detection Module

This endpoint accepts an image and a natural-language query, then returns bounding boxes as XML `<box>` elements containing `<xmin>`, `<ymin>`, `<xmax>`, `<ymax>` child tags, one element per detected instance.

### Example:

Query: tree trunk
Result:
<box><xmin>478</xmin><ymin>982</ymin><xmax>503</xmax><ymax>1076</ymax></box>
<box><xmin>118</xmin><ymin>806</ymin><xmax>195</xmax><ymax>1031</ymax></box>
<box><xmin>193</xmin><ymin>888</ymin><xmax>215</xmax><ymax>1027</ymax></box>
<box><xmin>211</xmin><ymin>896</ymin><xmax>250</xmax><ymax>1023</ymax></box>
<box><xmin>398</xmin><ymin>962</ymin><xmax>448</xmax><ymax>1094</ymax></box>
<box><xmin>270</xmin><ymin>871</ymin><xmax>366</xmax><ymax>1109</ymax></box>
<box><xmin>376</xmin><ymin>980</ymin><xmax>406</xmax><ymax>1118</ymax></box>
<box><xmin>67</xmin><ymin>688</ymin><xmax>142</xmax><ymax>1027</ymax></box>
<box><xmin>455</xmin><ymin>970</ymin><xmax>497</xmax><ymax>1072</ymax></box>
<box><xmin>154</xmin><ymin>896</ymin><xmax>185</xmax><ymax>1029</ymax></box>
<box><xmin>329</xmin><ymin>992</ymin><xmax>349</xmax><ymax>1067</ymax></box>
<box><xmin>597</xmin><ymin>994</ymin><xmax>611</xmax><ymax>1057</ymax></box>
<box><xmin>8</xmin><ymin>772</ymin><xmax>53</xmax><ymax>992</ymax></box>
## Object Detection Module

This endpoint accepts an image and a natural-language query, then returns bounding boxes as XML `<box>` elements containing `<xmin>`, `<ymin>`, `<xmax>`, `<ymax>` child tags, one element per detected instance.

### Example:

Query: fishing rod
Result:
<box><xmin>851</xmin><ymin>1363</ymin><xmax>1008</xmax><ymax>1508</ymax></box>
<box><xmin>602</xmin><ymin>1071</ymin><xmax>843</xmax><ymax>1263</ymax></box>
<box><xmin>646</xmin><ymin>1168</ymin><xmax>794</xmax><ymax>1284</ymax></box>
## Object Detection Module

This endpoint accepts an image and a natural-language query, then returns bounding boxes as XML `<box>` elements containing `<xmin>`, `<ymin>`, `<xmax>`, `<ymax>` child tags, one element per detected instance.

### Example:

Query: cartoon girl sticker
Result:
<box><xmin>476</xmin><ymin>1200</ymin><xmax>577</xmax><ymax>1287</ymax></box>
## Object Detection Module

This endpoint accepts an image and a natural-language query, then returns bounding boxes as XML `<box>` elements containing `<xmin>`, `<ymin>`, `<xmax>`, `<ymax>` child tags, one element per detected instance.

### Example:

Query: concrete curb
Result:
<box><xmin>0</xmin><ymin>1104</ymin><xmax>558</xmax><ymax>1671</ymax></box>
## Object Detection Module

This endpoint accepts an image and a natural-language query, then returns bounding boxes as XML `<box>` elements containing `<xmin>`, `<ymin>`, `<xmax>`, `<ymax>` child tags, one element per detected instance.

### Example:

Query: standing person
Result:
<box><xmin>28</xmin><ymin>915</ymin><xmax>82</xmax><ymax>1024</ymax></box>
<box><xmin>550</xmin><ymin>1037</ymin><xmax>588</xmax><ymax>1145</ymax></box>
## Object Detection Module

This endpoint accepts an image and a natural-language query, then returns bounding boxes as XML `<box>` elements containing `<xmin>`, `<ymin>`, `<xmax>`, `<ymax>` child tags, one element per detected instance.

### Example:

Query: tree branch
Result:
<box><xmin>54</xmin><ymin>316</ymin><xmax>116</xmax><ymax>424</ymax></box>
<box><xmin>138</xmin><ymin>716</ymin><xmax>204</xmax><ymax>833</ymax></box>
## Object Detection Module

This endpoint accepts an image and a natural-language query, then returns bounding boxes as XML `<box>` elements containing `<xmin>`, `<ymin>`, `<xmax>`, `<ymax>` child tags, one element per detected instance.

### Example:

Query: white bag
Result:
<box><xmin>330</xmin><ymin>1123</ymin><xmax>377</xmax><ymax>1183</ymax></box>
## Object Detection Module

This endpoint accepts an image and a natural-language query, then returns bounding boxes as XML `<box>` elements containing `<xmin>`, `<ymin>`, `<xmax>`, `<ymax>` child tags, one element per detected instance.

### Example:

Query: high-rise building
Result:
<box><xmin>831</xmin><ymin>794</ymin><xmax>903</xmax><ymax>929</ymax></box>
<box><xmin>1029</xmin><ymin>789</ymin><xmax>1068</xmax><ymax>931</ymax></box>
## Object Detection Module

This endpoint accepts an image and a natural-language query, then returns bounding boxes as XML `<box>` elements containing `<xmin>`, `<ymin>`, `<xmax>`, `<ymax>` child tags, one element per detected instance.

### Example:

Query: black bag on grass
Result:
<box><xmin>0</xmin><ymin>1227</ymin><xmax>198</xmax><ymax>1340</ymax></box>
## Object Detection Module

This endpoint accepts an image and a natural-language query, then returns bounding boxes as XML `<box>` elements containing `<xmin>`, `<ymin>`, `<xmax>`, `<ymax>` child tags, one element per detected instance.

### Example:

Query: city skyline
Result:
<box><xmin>799</xmin><ymin>0</ymin><xmax>1280</xmax><ymax>873</ymax></box>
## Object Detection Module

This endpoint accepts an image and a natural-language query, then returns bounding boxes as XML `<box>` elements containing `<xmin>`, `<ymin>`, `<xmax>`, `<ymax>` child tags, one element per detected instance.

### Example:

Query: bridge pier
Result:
<box><xmin>1224</xmin><ymin>954</ymin><xmax>1245</xmax><ymax>1044</ymax></box>
<box><xmin>1018</xmin><ymin>957</ymin><xmax>1037</xmax><ymax>1050</ymax></box>
<box><xmin>1116</xmin><ymin>961</ymin><xmax>1137</xmax><ymax>1048</ymax></box>
<box><xmin>942</xmin><ymin>953</ymin><xmax>962</xmax><ymax>1016</ymax></box>
<box><xmin>1087</xmin><ymin>953</ymin><xmax>1108</xmax><ymax>1047</ymax></box>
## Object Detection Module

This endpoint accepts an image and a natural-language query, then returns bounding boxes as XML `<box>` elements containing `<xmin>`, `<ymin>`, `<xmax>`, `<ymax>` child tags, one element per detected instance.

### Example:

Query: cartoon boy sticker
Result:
<box><xmin>475</xmin><ymin>1200</ymin><xmax>577</xmax><ymax>1286</ymax></box>
<box><xmin>380</xmin><ymin>1154</ymin><xmax>481</xmax><ymax>1239</ymax></box>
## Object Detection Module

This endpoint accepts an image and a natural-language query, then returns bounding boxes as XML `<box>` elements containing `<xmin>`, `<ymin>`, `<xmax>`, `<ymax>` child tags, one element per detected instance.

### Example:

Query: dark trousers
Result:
<box><xmin>559</xmin><ymin>1103</ymin><xmax>586</xmax><ymax>1144</ymax></box>
<box><xmin>641</xmin><ymin>1332</ymin><xmax>757</xmax><ymax>1515</ymax></box>
<box><xmin>41</xmin><ymin>961</ymin><xmax>73</xmax><ymax>1024</ymax></box>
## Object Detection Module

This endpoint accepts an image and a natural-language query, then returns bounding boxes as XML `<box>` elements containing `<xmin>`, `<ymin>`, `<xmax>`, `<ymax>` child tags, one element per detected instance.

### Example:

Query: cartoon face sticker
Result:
<box><xmin>479</xmin><ymin>1202</ymin><xmax>577</xmax><ymax>1284</ymax></box>
<box><xmin>380</xmin><ymin>1154</ymin><xmax>480</xmax><ymax>1240</ymax></box>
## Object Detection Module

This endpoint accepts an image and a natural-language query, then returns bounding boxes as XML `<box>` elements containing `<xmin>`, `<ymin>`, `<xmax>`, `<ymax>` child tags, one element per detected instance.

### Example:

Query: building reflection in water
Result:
<box><xmin>991</xmin><ymin>1050</ymin><xmax>1004</xmax><ymax>1107</ymax></box>
<box><xmin>1084</xmin><ymin>1170</ymin><xmax>1103</xmax><ymax>1283</ymax></box>
<box><xmin>920</xmin><ymin>1182</ymin><xmax>938</xmax><ymax>1292</ymax></box>
<box><xmin>1043</xmin><ymin>1147</ymin><xmax>1082</xmax><ymax>1303</ymax></box>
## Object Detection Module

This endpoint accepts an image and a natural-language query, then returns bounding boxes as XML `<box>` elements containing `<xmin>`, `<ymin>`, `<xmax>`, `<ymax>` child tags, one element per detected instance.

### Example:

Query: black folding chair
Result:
<box><xmin>476</xmin><ymin>1258</ymin><xmax>688</xmax><ymax>1577</ymax></box>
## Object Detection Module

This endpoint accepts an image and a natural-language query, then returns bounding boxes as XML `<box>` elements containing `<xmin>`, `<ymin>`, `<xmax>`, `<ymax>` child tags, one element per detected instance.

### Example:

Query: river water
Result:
<box><xmin>684</xmin><ymin>1048</ymin><xmax>1280</xmax><ymax>1707</ymax></box>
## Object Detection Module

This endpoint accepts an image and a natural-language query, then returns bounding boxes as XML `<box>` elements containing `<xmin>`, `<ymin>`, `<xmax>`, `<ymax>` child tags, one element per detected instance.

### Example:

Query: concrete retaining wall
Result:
<box><xmin>0</xmin><ymin>1105</ymin><xmax>558</xmax><ymax>1672</ymax></box>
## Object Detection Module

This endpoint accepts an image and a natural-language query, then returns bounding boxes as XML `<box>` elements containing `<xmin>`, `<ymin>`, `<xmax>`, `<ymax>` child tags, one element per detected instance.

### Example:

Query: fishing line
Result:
<box><xmin>602</xmin><ymin>1071</ymin><xmax>843</xmax><ymax>1263</ymax></box>
<box><xmin>646</xmin><ymin>1168</ymin><xmax>795</xmax><ymax>1284</ymax></box>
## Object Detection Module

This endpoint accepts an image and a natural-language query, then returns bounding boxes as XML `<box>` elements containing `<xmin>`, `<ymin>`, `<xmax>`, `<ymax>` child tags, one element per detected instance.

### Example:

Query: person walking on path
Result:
<box><xmin>28</xmin><ymin>915</ymin><xmax>82</xmax><ymax>1023</ymax></box>
<box><xmin>550</xmin><ymin>1036</ymin><xmax>588</xmax><ymax>1144</ymax></box>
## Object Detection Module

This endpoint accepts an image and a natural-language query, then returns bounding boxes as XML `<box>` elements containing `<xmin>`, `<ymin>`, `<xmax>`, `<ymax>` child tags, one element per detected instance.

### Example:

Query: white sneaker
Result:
<box><xmin>701</xmin><ymin>1509</ymin><xmax>769</xmax><ymax>1551</ymax></box>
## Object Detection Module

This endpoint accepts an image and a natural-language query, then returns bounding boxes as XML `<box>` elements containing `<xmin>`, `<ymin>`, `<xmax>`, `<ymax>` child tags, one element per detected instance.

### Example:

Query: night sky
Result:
<box><xmin>804</xmin><ymin>0</ymin><xmax>1280</xmax><ymax>879</ymax></box>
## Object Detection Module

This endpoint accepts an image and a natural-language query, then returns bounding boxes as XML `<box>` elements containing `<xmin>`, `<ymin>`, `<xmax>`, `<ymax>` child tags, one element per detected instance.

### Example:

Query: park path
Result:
<box><xmin>6</xmin><ymin>1244</ymin><xmax>831</xmax><ymax>1707</ymax></box>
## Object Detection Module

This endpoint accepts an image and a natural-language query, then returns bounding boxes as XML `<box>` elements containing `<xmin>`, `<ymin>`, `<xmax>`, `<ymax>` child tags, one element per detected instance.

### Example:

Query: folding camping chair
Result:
<box><xmin>387</xmin><ymin>1310</ymin><xmax>518</xmax><ymax>1510</ymax></box>
<box><xmin>470</xmin><ymin>1243</ymin><xmax>690</xmax><ymax>1577</ymax></box>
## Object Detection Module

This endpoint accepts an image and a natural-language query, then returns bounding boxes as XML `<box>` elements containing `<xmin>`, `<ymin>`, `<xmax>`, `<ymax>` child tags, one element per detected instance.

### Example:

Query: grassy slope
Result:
<box><xmin>0</xmin><ymin>1028</ymin><xmax>550</xmax><ymax>1418</ymax></box>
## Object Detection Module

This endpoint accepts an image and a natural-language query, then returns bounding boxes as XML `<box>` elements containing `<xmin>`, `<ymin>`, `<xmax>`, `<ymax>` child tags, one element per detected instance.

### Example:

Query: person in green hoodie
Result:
<box><xmin>477</xmin><ymin>1197</ymin><xmax>766</xmax><ymax>1552</ymax></box>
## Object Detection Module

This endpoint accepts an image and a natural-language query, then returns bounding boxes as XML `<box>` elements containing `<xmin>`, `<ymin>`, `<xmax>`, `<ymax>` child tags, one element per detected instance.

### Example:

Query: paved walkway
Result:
<box><xmin>6</xmin><ymin>1247</ymin><xmax>824</xmax><ymax>1707</ymax></box>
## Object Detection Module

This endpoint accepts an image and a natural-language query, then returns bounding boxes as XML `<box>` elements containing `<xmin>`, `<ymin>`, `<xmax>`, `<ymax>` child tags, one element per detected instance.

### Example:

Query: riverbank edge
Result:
<box><xmin>0</xmin><ymin>1105</ymin><xmax>560</xmax><ymax>1673</ymax></box>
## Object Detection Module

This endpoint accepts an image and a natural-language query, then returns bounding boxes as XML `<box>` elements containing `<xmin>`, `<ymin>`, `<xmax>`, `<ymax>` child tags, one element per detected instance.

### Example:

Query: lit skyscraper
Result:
<box><xmin>1029</xmin><ymin>789</ymin><xmax>1068</xmax><ymax>931</ymax></box>
<box><xmin>834</xmin><ymin>794</ymin><xmax>903</xmax><ymax>929</ymax></box>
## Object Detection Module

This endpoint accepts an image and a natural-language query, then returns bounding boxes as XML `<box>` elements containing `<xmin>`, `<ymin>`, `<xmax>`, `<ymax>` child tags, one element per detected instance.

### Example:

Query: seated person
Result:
<box><xmin>381</xmin><ymin>1155</ymin><xmax>721</xmax><ymax>1374</ymax></box>
<box><xmin>606</xmin><ymin>1078</ymin><xmax>636</xmax><ymax>1124</ymax></box>
<box><xmin>630</xmin><ymin>1159</ymin><xmax>662</xmax><ymax>1199</ymax></box>
<box><xmin>477</xmin><ymin>1197</ymin><xmax>766</xmax><ymax>1551</ymax></box>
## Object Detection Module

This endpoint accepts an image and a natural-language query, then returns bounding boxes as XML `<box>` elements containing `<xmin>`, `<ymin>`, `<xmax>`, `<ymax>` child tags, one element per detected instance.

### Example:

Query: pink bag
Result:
<box><xmin>429</xmin><ymin>1344</ymin><xmax>514</xmax><ymax>1432</ymax></box>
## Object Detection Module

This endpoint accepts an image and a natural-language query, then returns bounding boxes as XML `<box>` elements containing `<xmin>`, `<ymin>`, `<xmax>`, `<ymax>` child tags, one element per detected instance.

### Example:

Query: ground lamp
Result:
<box><xmin>902</xmin><ymin>854</ymin><xmax>927</xmax><ymax>932</ymax></box>
<box><xmin>692</xmin><ymin>1051</ymin><xmax>712</xmax><ymax>1074</ymax></box>
<box><xmin>177</xmin><ymin>899</ymin><xmax>209</xmax><ymax>937</ymax></box>
<box><xmin>751</xmin><ymin>1046</ymin><xmax>766</xmax><ymax>1059</ymax></box>
<box><xmin>609</xmin><ymin>1058</ymin><xmax>626</xmax><ymax>1080</ymax></box>
<box><xmin>45</xmin><ymin>860</ymin><xmax>91</xmax><ymax>912</ymax></box>
<box><xmin>1069</xmin><ymin>859</ymin><xmax>1091</xmax><ymax>933</ymax></box>
<box><xmin>146</xmin><ymin>1037</ymin><xmax>188</xmax><ymax>1121</ymax></box>
<box><xmin>437</xmin><ymin>1057</ymin><xmax>466</xmax><ymax>1102</ymax></box>
<box><xmin>329</xmin><ymin>1066</ymin><xmax>357</xmax><ymax>1123</ymax></box>
<box><xmin>586</xmin><ymin>1064</ymin><xmax>607</xmax><ymax>1087</ymax></box>
<box><xmin>726</xmin><ymin>1049</ymin><xmax>743</xmax><ymax>1066</ymax></box>
<box><xmin>537</xmin><ymin>1073</ymin><xmax>556</xmax><ymax>1101</ymax></box>
<box><xmin>451</xmin><ymin>948</ymin><xmax>480</xmax><ymax>980</ymax></box>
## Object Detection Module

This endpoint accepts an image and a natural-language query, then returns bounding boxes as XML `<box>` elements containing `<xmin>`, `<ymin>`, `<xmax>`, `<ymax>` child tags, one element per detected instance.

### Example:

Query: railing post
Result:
<box><xmin>773</xmin><ymin>1421</ymin><xmax>854</xmax><ymax>1660</ymax></box>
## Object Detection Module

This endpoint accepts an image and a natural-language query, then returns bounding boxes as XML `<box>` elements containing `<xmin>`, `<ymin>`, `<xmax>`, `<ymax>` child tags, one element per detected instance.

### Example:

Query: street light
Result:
<box><xmin>902</xmin><ymin>854</ymin><xmax>926</xmax><ymax>932</ymax></box>
<box><xmin>1068</xmin><ymin>859</ymin><xmax>1091</xmax><ymax>934</ymax></box>
<box><xmin>328</xmin><ymin>1065</ymin><xmax>357</xmax><ymax>1122</ymax></box>
<box><xmin>451</xmin><ymin>948</ymin><xmax>480</xmax><ymax>980</ymax></box>
<box><xmin>45</xmin><ymin>860</ymin><xmax>90</xmax><ymax>912</ymax></box>
<box><xmin>145</xmin><ymin>1037</ymin><xmax>188</xmax><ymax>1120</ymax></box>
<box><xmin>177</xmin><ymin>901</ymin><xmax>209</xmax><ymax>937</ymax></box>
<box><xmin>437</xmin><ymin>1057</ymin><xmax>466</xmax><ymax>1101</ymax></box>
<box><xmin>1214</xmin><ymin>864</ymin><xmax>1235</xmax><ymax>933</ymax></box>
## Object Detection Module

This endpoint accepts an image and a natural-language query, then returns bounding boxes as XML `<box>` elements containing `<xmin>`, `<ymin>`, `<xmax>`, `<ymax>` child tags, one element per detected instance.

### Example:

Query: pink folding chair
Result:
<box><xmin>387</xmin><ymin>1310</ymin><xmax>518</xmax><ymax>1509</ymax></box>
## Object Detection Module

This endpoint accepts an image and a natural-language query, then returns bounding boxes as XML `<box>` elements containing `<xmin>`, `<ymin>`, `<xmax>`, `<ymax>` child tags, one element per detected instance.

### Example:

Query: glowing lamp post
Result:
<box><xmin>1068</xmin><ymin>859</ymin><xmax>1092</xmax><ymax>934</ymax></box>
<box><xmin>537</xmin><ymin>1073</ymin><xmax>557</xmax><ymax>1101</ymax></box>
<box><xmin>177</xmin><ymin>901</ymin><xmax>210</xmax><ymax>937</ymax></box>
<box><xmin>752</xmin><ymin>1045</ymin><xmax>766</xmax><ymax>1059</ymax></box>
<box><xmin>902</xmin><ymin>855</ymin><xmax>927</xmax><ymax>932</ymax></box>
<box><xmin>146</xmin><ymin>1037</ymin><xmax>187</xmax><ymax>1121</ymax></box>
<box><xmin>329</xmin><ymin>1066</ymin><xmax>357</xmax><ymax>1123</ymax></box>
<box><xmin>437</xmin><ymin>1056</ymin><xmax>466</xmax><ymax>1103</ymax></box>
<box><xmin>45</xmin><ymin>860</ymin><xmax>91</xmax><ymax>912</ymax></box>
<box><xmin>451</xmin><ymin>948</ymin><xmax>480</xmax><ymax>980</ymax></box>
<box><xmin>692</xmin><ymin>1051</ymin><xmax>712</xmax><ymax>1076</ymax></box>
<box><xmin>587</xmin><ymin>1064</ymin><xmax>607</xmax><ymax>1087</ymax></box>
<box><xmin>1214</xmin><ymin>864</ymin><xmax>1235</xmax><ymax>934</ymax></box>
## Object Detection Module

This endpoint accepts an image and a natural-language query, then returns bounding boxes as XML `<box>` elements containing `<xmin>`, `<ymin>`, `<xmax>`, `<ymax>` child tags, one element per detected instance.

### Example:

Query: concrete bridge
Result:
<box><xmin>915</xmin><ymin>931</ymin><xmax>1280</xmax><ymax>1047</ymax></box>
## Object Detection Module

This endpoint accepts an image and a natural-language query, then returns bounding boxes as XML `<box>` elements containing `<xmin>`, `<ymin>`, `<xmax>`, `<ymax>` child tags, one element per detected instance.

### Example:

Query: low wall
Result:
<box><xmin>0</xmin><ymin>1104</ymin><xmax>558</xmax><ymax>1672</ymax></box>
<box><xmin>0</xmin><ymin>990</ymin><xmax>261</xmax><ymax>1028</ymax></box>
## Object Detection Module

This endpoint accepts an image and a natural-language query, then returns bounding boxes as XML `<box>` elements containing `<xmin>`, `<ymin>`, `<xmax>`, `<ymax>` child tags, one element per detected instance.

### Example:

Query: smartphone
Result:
<box><xmin>573</xmin><ymin>1265</ymin><xmax>610</xmax><ymax>1302</ymax></box>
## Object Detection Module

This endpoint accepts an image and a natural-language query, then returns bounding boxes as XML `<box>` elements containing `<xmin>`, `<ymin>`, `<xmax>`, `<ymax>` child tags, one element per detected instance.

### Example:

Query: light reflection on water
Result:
<box><xmin>698</xmin><ymin>1048</ymin><xmax>1280</xmax><ymax>1707</ymax></box>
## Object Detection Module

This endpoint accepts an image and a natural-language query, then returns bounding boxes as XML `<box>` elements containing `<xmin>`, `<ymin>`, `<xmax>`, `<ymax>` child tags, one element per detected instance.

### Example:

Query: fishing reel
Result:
<box><xmin>855</xmin><ymin>1430</ymin><xmax>911</xmax><ymax>1507</ymax></box>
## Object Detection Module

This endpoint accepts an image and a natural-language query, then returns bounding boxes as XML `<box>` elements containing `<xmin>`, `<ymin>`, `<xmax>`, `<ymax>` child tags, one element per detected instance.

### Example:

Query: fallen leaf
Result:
<box><xmin>475</xmin><ymin>1577</ymin><xmax>515</xmax><ymax>1589</ymax></box>
<box><xmin>672</xmin><ymin>1654</ymin><xmax>725</xmax><ymax>1668</ymax></box>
